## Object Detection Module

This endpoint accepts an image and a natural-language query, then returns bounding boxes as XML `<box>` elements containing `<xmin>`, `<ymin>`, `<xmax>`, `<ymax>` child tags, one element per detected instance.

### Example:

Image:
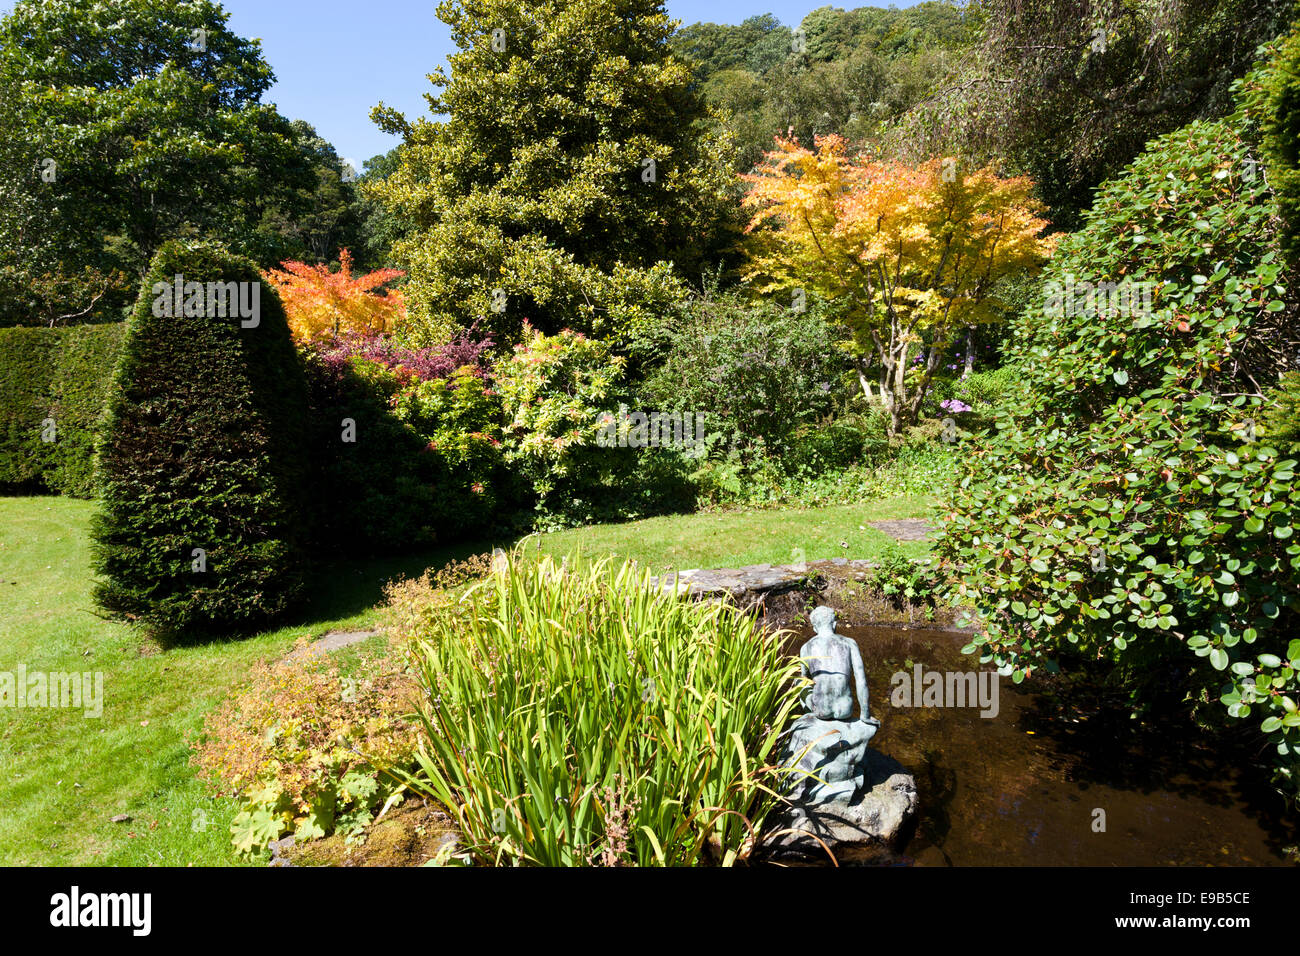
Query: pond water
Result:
<box><xmin>785</xmin><ymin>624</ymin><xmax>1297</xmax><ymax>866</ymax></box>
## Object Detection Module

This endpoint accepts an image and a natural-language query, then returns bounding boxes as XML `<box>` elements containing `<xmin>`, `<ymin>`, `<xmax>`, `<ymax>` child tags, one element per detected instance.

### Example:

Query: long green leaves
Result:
<box><xmin>399</xmin><ymin>552</ymin><xmax>804</xmax><ymax>866</ymax></box>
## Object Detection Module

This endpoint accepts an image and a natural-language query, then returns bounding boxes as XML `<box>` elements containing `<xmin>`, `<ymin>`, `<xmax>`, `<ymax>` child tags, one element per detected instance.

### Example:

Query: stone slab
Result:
<box><xmin>868</xmin><ymin>518</ymin><xmax>936</xmax><ymax>541</ymax></box>
<box><xmin>281</xmin><ymin>629</ymin><xmax>384</xmax><ymax>663</ymax></box>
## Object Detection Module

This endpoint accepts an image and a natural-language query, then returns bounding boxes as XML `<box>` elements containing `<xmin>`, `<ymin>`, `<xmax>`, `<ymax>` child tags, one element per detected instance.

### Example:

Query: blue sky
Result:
<box><xmin>1</xmin><ymin>1</ymin><xmax>916</xmax><ymax>164</ymax></box>
<box><xmin>212</xmin><ymin>0</ymin><xmax>876</xmax><ymax>165</ymax></box>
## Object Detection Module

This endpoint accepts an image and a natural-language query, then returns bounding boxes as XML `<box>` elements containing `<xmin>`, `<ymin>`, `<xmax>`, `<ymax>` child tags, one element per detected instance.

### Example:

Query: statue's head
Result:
<box><xmin>810</xmin><ymin>605</ymin><xmax>836</xmax><ymax>634</ymax></box>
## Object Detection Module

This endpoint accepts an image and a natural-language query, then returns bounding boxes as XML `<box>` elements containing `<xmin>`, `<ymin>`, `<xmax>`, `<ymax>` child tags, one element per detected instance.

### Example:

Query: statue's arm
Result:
<box><xmin>848</xmin><ymin>640</ymin><xmax>870</xmax><ymax>720</ymax></box>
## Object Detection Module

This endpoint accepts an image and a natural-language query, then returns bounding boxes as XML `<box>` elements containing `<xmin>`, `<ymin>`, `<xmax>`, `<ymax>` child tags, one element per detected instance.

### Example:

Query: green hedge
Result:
<box><xmin>0</xmin><ymin>322</ymin><xmax>125</xmax><ymax>496</ymax></box>
<box><xmin>1261</xmin><ymin>22</ymin><xmax>1300</xmax><ymax>265</ymax></box>
<box><xmin>0</xmin><ymin>327</ymin><xmax>58</xmax><ymax>489</ymax></box>
<box><xmin>91</xmin><ymin>241</ymin><xmax>310</xmax><ymax>635</ymax></box>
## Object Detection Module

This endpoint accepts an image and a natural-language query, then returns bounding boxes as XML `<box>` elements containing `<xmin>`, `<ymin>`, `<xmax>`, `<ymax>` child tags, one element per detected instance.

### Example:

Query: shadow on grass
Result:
<box><xmin>292</xmin><ymin>538</ymin><xmax>510</xmax><ymax>632</ymax></box>
<box><xmin>149</xmin><ymin>538</ymin><xmax>512</xmax><ymax>649</ymax></box>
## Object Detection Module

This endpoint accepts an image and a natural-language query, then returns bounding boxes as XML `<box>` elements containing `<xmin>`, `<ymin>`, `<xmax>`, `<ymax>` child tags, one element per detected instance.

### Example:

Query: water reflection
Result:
<box><xmin>783</xmin><ymin>624</ymin><xmax>1297</xmax><ymax>866</ymax></box>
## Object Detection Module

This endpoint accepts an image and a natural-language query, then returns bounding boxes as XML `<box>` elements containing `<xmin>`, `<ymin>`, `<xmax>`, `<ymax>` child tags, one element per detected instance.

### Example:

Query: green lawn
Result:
<box><xmin>0</xmin><ymin>493</ymin><xmax>934</xmax><ymax>865</ymax></box>
<box><xmin>534</xmin><ymin>497</ymin><xmax>935</xmax><ymax>570</ymax></box>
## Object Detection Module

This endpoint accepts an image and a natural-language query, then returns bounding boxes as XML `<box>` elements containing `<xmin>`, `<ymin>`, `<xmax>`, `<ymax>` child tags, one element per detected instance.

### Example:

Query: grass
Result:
<box><xmin>0</xmin><ymin>492</ymin><xmax>935</xmax><ymax>865</ymax></box>
<box><xmin>0</xmin><ymin>497</ymin><xmax>455</xmax><ymax>866</ymax></box>
<box><xmin>533</xmin><ymin>497</ymin><xmax>935</xmax><ymax>570</ymax></box>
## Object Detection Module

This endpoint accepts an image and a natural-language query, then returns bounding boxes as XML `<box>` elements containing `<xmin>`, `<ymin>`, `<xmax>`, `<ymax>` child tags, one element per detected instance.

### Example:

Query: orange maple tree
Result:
<box><xmin>266</xmin><ymin>249</ymin><xmax>405</xmax><ymax>344</ymax></box>
<box><xmin>742</xmin><ymin>134</ymin><xmax>1055</xmax><ymax>433</ymax></box>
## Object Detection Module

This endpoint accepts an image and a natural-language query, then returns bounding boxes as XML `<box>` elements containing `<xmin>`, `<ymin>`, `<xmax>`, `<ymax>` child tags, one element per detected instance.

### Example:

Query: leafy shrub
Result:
<box><xmin>696</xmin><ymin>441</ymin><xmax>957</xmax><ymax>508</ymax></box>
<box><xmin>395</xmin><ymin>551</ymin><xmax>805</xmax><ymax>866</ymax></box>
<box><xmin>266</xmin><ymin>249</ymin><xmax>405</xmax><ymax>344</ymax></box>
<box><xmin>869</xmin><ymin>543</ymin><xmax>943</xmax><ymax>615</ymax></box>
<box><xmin>301</xmin><ymin>324</ymin><xmax>503</xmax><ymax>552</ymax></box>
<box><xmin>380</xmin><ymin>552</ymin><xmax>495</xmax><ymax>643</ymax></box>
<box><xmin>314</xmin><ymin>326</ymin><xmax>493</xmax><ymax>381</ymax></box>
<box><xmin>303</xmin><ymin>348</ymin><xmax>512</xmax><ymax>551</ymax></box>
<box><xmin>782</xmin><ymin>413</ymin><xmax>888</xmax><ymax>478</ymax></box>
<box><xmin>92</xmin><ymin>241</ymin><xmax>311</xmax><ymax>634</ymax></box>
<box><xmin>392</xmin><ymin>366</ymin><xmax>512</xmax><ymax>536</ymax></box>
<box><xmin>929</xmin><ymin>365</ymin><xmax>1022</xmax><ymax>420</ymax></box>
<box><xmin>192</xmin><ymin>643</ymin><xmax>418</xmax><ymax>856</ymax></box>
<box><xmin>302</xmin><ymin>351</ymin><xmax>445</xmax><ymax>551</ymax></box>
<box><xmin>639</xmin><ymin>295</ymin><xmax>850</xmax><ymax>456</ymax></box>
<box><xmin>935</xmin><ymin>110</ymin><xmax>1300</xmax><ymax>798</ymax></box>
<box><xmin>494</xmin><ymin>326</ymin><xmax>655</xmax><ymax>529</ymax></box>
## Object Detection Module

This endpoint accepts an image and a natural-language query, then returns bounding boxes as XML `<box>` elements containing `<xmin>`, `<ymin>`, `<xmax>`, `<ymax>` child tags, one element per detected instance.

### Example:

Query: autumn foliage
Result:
<box><xmin>266</xmin><ymin>249</ymin><xmax>405</xmax><ymax>343</ymax></box>
<box><xmin>742</xmin><ymin>134</ymin><xmax>1055</xmax><ymax>432</ymax></box>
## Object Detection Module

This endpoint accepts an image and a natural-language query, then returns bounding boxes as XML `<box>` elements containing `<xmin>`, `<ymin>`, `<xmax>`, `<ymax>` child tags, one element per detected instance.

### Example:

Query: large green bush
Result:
<box><xmin>935</xmin><ymin>107</ymin><xmax>1300</xmax><ymax>797</ymax></box>
<box><xmin>302</xmin><ymin>325</ymin><xmax>694</xmax><ymax>549</ymax></box>
<box><xmin>301</xmin><ymin>351</ymin><xmax>440</xmax><ymax>552</ymax></box>
<box><xmin>303</xmin><ymin>353</ymin><xmax>514</xmax><ymax>552</ymax></box>
<box><xmin>639</xmin><ymin>296</ymin><xmax>850</xmax><ymax>457</ymax></box>
<box><xmin>0</xmin><ymin>322</ymin><xmax>124</xmax><ymax>495</ymax></box>
<box><xmin>494</xmin><ymin>326</ymin><xmax>694</xmax><ymax>529</ymax></box>
<box><xmin>92</xmin><ymin>241</ymin><xmax>310</xmax><ymax>634</ymax></box>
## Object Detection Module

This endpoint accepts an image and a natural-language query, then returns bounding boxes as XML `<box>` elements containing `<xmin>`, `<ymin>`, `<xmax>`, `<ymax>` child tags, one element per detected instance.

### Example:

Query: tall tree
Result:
<box><xmin>742</xmin><ymin>134</ymin><xmax>1054</xmax><ymax>433</ymax></box>
<box><xmin>0</xmin><ymin>0</ymin><xmax>310</xmax><ymax>322</ymax></box>
<box><xmin>249</xmin><ymin>120</ymin><xmax>364</xmax><ymax>270</ymax></box>
<box><xmin>351</xmin><ymin>147</ymin><xmax>412</xmax><ymax>272</ymax></box>
<box><xmin>672</xmin><ymin>4</ymin><xmax>978</xmax><ymax>173</ymax></box>
<box><xmin>368</xmin><ymin>0</ymin><xmax>738</xmax><ymax>346</ymax></box>
<box><xmin>886</xmin><ymin>0</ymin><xmax>1296</xmax><ymax>226</ymax></box>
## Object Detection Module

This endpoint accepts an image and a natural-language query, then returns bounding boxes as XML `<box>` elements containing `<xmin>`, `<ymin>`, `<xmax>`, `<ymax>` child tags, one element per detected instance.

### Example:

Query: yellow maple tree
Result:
<box><xmin>742</xmin><ymin>134</ymin><xmax>1055</xmax><ymax>433</ymax></box>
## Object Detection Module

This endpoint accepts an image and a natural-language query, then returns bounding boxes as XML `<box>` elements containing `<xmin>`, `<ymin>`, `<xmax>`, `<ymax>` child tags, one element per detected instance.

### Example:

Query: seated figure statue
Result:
<box><xmin>787</xmin><ymin>605</ymin><xmax>881</xmax><ymax>807</ymax></box>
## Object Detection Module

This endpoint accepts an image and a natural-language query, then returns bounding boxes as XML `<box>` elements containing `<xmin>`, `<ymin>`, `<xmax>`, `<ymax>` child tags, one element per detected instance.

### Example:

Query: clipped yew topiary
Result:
<box><xmin>92</xmin><ymin>241</ymin><xmax>310</xmax><ymax>635</ymax></box>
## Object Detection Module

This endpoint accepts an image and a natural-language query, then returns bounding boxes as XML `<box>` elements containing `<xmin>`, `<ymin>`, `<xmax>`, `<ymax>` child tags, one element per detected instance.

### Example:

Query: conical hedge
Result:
<box><xmin>91</xmin><ymin>241</ymin><xmax>310</xmax><ymax>634</ymax></box>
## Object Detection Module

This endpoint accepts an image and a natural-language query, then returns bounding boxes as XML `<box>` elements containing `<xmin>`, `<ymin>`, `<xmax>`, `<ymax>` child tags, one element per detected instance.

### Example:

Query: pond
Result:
<box><xmin>785</xmin><ymin>624</ymin><xmax>1297</xmax><ymax>866</ymax></box>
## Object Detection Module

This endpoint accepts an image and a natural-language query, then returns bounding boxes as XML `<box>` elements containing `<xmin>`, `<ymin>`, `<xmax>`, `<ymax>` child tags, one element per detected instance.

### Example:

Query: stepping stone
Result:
<box><xmin>282</xmin><ymin>629</ymin><xmax>383</xmax><ymax>663</ymax></box>
<box><xmin>867</xmin><ymin>519</ymin><xmax>935</xmax><ymax>542</ymax></box>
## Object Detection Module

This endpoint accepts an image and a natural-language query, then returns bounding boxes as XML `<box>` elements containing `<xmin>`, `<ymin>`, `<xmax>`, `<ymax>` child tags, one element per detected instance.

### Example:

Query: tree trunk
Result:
<box><xmin>883</xmin><ymin>339</ymin><xmax>909</xmax><ymax>436</ymax></box>
<box><xmin>962</xmin><ymin>326</ymin><xmax>975</xmax><ymax>379</ymax></box>
<box><xmin>857</xmin><ymin>368</ymin><xmax>874</xmax><ymax>403</ymax></box>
